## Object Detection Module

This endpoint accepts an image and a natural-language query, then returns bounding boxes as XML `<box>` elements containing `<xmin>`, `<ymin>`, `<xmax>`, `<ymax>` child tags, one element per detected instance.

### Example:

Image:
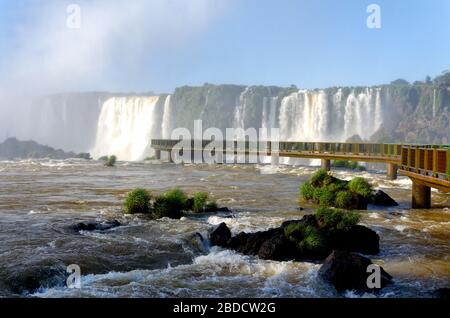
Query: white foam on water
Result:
<box><xmin>207</xmin><ymin>213</ymin><xmax>284</xmax><ymax>234</ymax></box>
<box><xmin>394</xmin><ymin>225</ymin><xmax>408</xmax><ymax>232</ymax></box>
<box><xmin>32</xmin><ymin>247</ymin><xmax>325</xmax><ymax>298</ymax></box>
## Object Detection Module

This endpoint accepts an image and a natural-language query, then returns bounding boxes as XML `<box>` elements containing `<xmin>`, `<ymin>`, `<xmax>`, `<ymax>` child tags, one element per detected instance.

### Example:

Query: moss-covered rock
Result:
<box><xmin>219</xmin><ymin>208</ymin><xmax>379</xmax><ymax>261</ymax></box>
<box><xmin>299</xmin><ymin>170</ymin><xmax>382</xmax><ymax>210</ymax></box>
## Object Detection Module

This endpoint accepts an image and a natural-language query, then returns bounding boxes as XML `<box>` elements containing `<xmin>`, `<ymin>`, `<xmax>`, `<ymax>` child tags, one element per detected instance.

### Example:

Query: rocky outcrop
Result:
<box><xmin>211</xmin><ymin>213</ymin><xmax>380</xmax><ymax>261</ymax></box>
<box><xmin>326</xmin><ymin>225</ymin><xmax>380</xmax><ymax>255</ymax></box>
<box><xmin>209</xmin><ymin>223</ymin><xmax>231</xmax><ymax>247</ymax></box>
<box><xmin>373</xmin><ymin>190</ymin><xmax>399</xmax><ymax>207</ymax></box>
<box><xmin>319</xmin><ymin>250</ymin><xmax>393</xmax><ymax>293</ymax></box>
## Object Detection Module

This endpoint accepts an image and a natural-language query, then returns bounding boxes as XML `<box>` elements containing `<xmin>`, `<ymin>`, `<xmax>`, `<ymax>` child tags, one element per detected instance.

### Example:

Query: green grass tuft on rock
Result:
<box><xmin>315</xmin><ymin>207</ymin><xmax>360</xmax><ymax>231</ymax></box>
<box><xmin>348</xmin><ymin>177</ymin><xmax>373</xmax><ymax>198</ymax></box>
<box><xmin>124</xmin><ymin>188</ymin><xmax>151</xmax><ymax>214</ymax></box>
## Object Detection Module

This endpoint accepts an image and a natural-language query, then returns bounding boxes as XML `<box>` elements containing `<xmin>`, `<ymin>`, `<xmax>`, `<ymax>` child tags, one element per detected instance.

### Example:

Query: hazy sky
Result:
<box><xmin>0</xmin><ymin>0</ymin><xmax>449</xmax><ymax>94</ymax></box>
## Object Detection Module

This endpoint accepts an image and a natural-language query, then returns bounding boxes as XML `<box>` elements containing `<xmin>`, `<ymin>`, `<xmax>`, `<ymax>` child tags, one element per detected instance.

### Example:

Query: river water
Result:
<box><xmin>0</xmin><ymin>159</ymin><xmax>448</xmax><ymax>298</ymax></box>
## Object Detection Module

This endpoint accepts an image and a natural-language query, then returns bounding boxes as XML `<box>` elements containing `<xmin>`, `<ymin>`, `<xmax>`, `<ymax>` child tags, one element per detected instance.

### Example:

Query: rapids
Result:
<box><xmin>0</xmin><ymin>159</ymin><xmax>448</xmax><ymax>298</ymax></box>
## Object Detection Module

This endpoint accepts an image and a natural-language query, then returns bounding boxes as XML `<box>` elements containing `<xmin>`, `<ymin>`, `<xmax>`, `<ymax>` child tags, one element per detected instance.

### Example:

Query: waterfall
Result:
<box><xmin>261</xmin><ymin>97</ymin><xmax>278</xmax><ymax>131</ymax></box>
<box><xmin>279</xmin><ymin>88</ymin><xmax>382</xmax><ymax>142</ymax></box>
<box><xmin>233</xmin><ymin>87</ymin><xmax>249</xmax><ymax>129</ymax></box>
<box><xmin>91</xmin><ymin>96</ymin><xmax>160</xmax><ymax>161</ymax></box>
<box><xmin>374</xmin><ymin>88</ymin><xmax>383</xmax><ymax>132</ymax></box>
<box><xmin>161</xmin><ymin>95</ymin><xmax>173</xmax><ymax>139</ymax></box>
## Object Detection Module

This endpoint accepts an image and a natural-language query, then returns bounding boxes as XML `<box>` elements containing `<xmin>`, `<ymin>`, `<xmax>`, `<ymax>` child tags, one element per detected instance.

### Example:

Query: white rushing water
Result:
<box><xmin>90</xmin><ymin>96</ymin><xmax>160</xmax><ymax>161</ymax></box>
<box><xmin>161</xmin><ymin>95</ymin><xmax>173</xmax><ymax>139</ymax></box>
<box><xmin>232</xmin><ymin>87</ymin><xmax>383</xmax><ymax>142</ymax></box>
<box><xmin>278</xmin><ymin>88</ymin><xmax>383</xmax><ymax>141</ymax></box>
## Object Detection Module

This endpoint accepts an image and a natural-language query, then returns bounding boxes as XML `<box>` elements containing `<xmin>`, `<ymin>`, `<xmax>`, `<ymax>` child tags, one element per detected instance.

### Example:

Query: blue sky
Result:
<box><xmin>0</xmin><ymin>0</ymin><xmax>449</xmax><ymax>94</ymax></box>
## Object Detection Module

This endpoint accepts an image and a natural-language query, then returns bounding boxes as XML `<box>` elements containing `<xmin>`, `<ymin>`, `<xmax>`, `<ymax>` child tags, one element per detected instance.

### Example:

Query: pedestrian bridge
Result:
<box><xmin>151</xmin><ymin>139</ymin><xmax>450</xmax><ymax>209</ymax></box>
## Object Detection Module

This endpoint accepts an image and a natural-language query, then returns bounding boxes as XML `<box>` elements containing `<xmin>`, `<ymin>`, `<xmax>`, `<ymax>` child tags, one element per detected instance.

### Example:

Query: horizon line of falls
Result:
<box><xmin>91</xmin><ymin>96</ymin><xmax>162</xmax><ymax>161</ymax></box>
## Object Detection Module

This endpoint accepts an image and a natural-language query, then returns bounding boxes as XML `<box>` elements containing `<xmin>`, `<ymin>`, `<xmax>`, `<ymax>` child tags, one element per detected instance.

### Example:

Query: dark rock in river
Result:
<box><xmin>209</xmin><ymin>222</ymin><xmax>231</xmax><ymax>247</ymax></box>
<box><xmin>327</xmin><ymin>225</ymin><xmax>380</xmax><ymax>255</ymax></box>
<box><xmin>219</xmin><ymin>213</ymin><xmax>380</xmax><ymax>262</ymax></box>
<box><xmin>187</xmin><ymin>232</ymin><xmax>208</xmax><ymax>253</ymax></box>
<box><xmin>227</xmin><ymin>228</ymin><xmax>298</xmax><ymax>261</ymax></box>
<box><xmin>373</xmin><ymin>190</ymin><xmax>399</xmax><ymax>207</ymax></box>
<box><xmin>4</xmin><ymin>260</ymin><xmax>67</xmax><ymax>294</ymax></box>
<box><xmin>217</xmin><ymin>207</ymin><xmax>232</xmax><ymax>213</ymax></box>
<box><xmin>72</xmin><ymin>220</ymin><xmax>121</xmax><ymax>233</ymax></box>
<box><xmin>319</xmin><ymin>250</ymin><xmax>392</xmax><ymax>293</ymax></box>
<box><xmin>257</xmin><ymin>232</ymin><xmax>296</xmax><ymax>261</ymax></box>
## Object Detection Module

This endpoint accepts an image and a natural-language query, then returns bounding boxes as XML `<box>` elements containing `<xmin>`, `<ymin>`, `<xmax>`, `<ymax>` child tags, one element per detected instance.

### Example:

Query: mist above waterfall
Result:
<box><xmin>0</xmin><ymin>0</ymin><xmax>226</xmax><ymax>145</ymax></box>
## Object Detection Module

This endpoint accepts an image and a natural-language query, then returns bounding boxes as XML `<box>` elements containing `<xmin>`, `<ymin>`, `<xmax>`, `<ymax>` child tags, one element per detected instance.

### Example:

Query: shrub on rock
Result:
<box><xmin>105</xmin><ymin>155</ymin><xmax>117</xmax><ymax>167</ymax></box>
<box><xmin>299</xmin><ymin>182</ymin><xmax>314</xmax><ymax>200</ymax></box>
<box><xmin>315</xmin><ymin>207</ymin><xmax>360</xmax><ymax>231</ymax></box>
<box><xmin>124</xmin><ymin>188</ymin><xmax>151</xmax><ymax>214</ymax></box>
<box><xmin>348</xmin><ymin>177</ymin><xmax>373</xmax><ymax>198</ymax></box>
<box><xmin>152</xmin><ymin>189</ymin><xmax>188</xmax><ymax>219</ymax></box>
<box><xmin>299</xmin><ymin>170</ymin><xmax>381</xmax><ymax>210</ymax></box>
<box><xmin>192</xmin><ymin>192</ymin><xmax>209</xmax><ymax>213</ymax></box>
<box><xmin>335</xmin><ymin>191</ymin><xmax>353</xmax><ymax>209</ymax></box>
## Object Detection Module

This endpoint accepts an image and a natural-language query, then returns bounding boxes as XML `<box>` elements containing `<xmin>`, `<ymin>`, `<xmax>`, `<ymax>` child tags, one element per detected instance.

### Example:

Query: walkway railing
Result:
<box><xmin>401</xmin><ymin>146</ymin><xmax>450</xmax><ymax>181</ymax></box>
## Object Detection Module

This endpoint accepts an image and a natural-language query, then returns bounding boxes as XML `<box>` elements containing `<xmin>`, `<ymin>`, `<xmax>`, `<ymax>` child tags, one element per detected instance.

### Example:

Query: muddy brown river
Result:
<box><xmin>0</xmin><ymin>159</ymin><xmax>448</xmax><ymax>297</ymax></box>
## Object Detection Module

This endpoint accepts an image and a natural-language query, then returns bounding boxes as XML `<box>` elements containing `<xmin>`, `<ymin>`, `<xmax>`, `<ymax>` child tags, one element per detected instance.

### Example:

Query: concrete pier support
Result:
<box><xmin>386</xmin><ymin>163</ymin><xmax>398</xmax><ymax>180</ymax></box>
<box><xmin>321</xmin><ymin>159</ymin><xmax>331</xmax><ymax>171</ymax></box>
<box><xmin>155</xmin><ymin>149</ymin><xmax>161</xmax><ymax>160</ymax></box>
<box><xmin>166</xmin><ymin>150</ymin><xmax>174</xmax><ymax>163</ymax></box>
<box><xmin>271</xmin><ymin>154</ymin><xmax>280</xmax><ymax>166</ymax></box>
<box><xmin>412</xmin><ymin>181</ymin><xmax>431</xmax><ymax>209</ymax></box>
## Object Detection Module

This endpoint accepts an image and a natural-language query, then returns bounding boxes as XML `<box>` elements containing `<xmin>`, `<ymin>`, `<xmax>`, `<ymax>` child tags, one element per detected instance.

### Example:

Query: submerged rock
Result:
<box><xmin>71</xmin><ymin>220</ymin><xmax>121</xmax><ymax>233</ymax></box>
<box><xmin>373</xmin><ymin>190</ymin><xmax>399</xmax><ymax>206</ymax></box>
<box><xmin>319</xmin><ymin>250</ymin><xmax>392</xmax><ymax>293</ymax></box>
<box><xmin>209</xmin><ymin>223</ymin><xmax>231</xmax><ymax>247</ymax></box>
<box><xmin>4</xmin><ymin>260</ymin><xmax>67</xmax><ymax>294</ymax></box>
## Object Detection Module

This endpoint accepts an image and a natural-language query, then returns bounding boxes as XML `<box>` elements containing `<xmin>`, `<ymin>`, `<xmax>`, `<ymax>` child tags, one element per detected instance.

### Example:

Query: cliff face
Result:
<box><xmin>370</xmin><ymin>83</ymin><xmax>450</xmax><ymax>144</ymax></box>
<box><xmin>168</xmin><ymin>80</ymin><xmax>449</xmax><ymax>144</ymax></box>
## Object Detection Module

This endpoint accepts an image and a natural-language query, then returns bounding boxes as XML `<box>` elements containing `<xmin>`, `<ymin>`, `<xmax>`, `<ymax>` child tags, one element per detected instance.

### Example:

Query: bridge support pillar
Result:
<box><xmin>412</xmin><ymin>181</ymin><xmax>431</xmax><ymax>209</ymax></box>
<box><xmin>166</xmin><ymin>150</ymin><xmax>174</xmax><ymax>163</ymax></box>
<box><xmin>321</xmin><ymin>159</ymin><xmax>331</xmax><ymax>171</ymax></box>
<box><xmin>386</xmin><ymin>163</ymin><xmax>398</xmax><ymax>180</ymax></box>
<box><xmin>155</xmin><ymin>149</ymin><xmax>161</xmax><ymax>160</ymax></box>
<box><xmin>271</xmin><ymin>154</ymin><xmax>279</xmax><ymax>166</ymax></box>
